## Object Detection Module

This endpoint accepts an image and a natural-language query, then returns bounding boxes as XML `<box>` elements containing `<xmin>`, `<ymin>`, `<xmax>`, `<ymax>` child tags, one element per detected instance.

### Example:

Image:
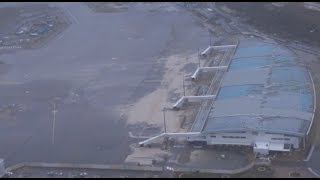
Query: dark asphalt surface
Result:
<box><xmin>221</xmin><ymin>2</ymin><xmax>320</xmax><ymax>47</ymax></box>
<box><xmin>307</xmin><ymin>145</ymin><xmax>320</xmax><ymax>176</ymax></box>
<box><xmin>0</xmin><ymin>2</ymin><xmax>210</xmax><ymax>166</ymax></box>
<box><xmin>2</xmin><ymin>3</ymin><xmax>319</xmax><ymax>177</ymax></box>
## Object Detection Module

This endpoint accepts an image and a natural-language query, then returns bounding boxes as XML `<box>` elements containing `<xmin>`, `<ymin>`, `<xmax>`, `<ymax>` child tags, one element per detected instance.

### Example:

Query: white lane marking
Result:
<box><xmin>308</xmin><ymin>167</ymin><xmax>320</xmax><ymax>177</ymax></box>
<box><xmin>304</xmin><ymin>145</ymin><xmax>315</xmax><ymax>162</ymax></box>
<box><xmin>63</xmin><ymin>7</ymin><xmax>79</xmax><ymax>24</ymax></box>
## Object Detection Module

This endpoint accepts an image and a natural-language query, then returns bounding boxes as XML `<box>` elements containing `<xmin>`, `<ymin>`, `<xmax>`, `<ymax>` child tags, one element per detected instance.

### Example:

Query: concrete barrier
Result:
<box><xmin>5</xmin><ymin>160</ymin><xmax>256</xmax><ymax>176</ymax></box>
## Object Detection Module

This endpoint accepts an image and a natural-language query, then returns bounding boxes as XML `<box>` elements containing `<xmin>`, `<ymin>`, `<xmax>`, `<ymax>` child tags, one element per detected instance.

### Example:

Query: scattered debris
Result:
<box><xmin>30</xmin><ymin>32</ymin><xmax>38</xmax><ymax>36</ymax></box>
<box><xmin>47</xmin><ymin>171</ymin><xmax>55</xmax><ymax>176</ymax></box>
<box><xmin>257</xmin><ymin>166</ymin><xmax>266</xmax><ymax>172</ymax></box>
<box><xmin>0</xmin><ymin>6</ymin><xmax>70</xmax><ymax>50</ymax></box>
<box><xmin>220</xmin><ymin>154</ymin><xmax>226</xmax><ymax>159</ymax></box>
<box><xmin>289</xmin><ymin>171</ymin><xmax>301</xmax><ymax>177</ymax></box>
<box><xmin>6</xmin><ymin>171</ymin><xmax>13</xmax><ymax>176</ymax></box>
<box><xmin>79</xmin><ymin>172</ymin><xmax>88</xmax><ymax>177</ymax></box>
<box><xmin>55</xmin><ymin>172</ymin><xmax>63</xmax><ymax>176</ymax></box>
<box><xmin>16</xmin><ymin>30</ymin><xmax>25</xmax><ymax>35</ymax></box>
<box><xmin>166</xmin><ymin>166</ymin><xmax>174</xmax><ymax>171</ymax></box>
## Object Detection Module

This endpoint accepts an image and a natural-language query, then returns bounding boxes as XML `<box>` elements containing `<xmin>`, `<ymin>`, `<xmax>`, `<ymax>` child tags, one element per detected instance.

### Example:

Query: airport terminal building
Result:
<box><xmin>140</xmin><ymin>39</ymin><xmax>315</xmax><ymax>156</ymax></box>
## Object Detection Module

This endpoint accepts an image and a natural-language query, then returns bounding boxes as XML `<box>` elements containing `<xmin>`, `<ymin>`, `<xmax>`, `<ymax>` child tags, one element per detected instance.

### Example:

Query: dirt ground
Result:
<box><xmin>122</xmin><ymin>51</ymin><xmax>217</xmax><ymax>165</ymax></box>
<box><xmin>122</xmin><ymin>53</ymin><xmax>199</xmax><ymax>133</ymax></box>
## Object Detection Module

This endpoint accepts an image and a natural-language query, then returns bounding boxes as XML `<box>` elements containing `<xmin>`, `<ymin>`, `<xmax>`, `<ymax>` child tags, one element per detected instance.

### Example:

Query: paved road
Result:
<box><xmin>307</xmin><ymin>145</ymin><xmax>320</xmax><ymax>177</ymax></box>
<box><xmin>8</xmin><ymin>166</ymin><xmax>165</xmax><ymax>178</ymax></box>
<box><xmin>0</xmin><ymin>2</ymin><xmax>209</xmax><ymax>166</ymax></box>
<box><xmin>268</xmin><ymin>145</ymin><xmax>320</xmax><ymax>177</ymax></box>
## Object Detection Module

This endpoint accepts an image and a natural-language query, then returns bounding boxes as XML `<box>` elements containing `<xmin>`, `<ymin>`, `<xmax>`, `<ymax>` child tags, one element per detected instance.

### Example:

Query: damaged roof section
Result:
<box><xmin>203</xmin><ymin>39</ymin><xmax>314</xmax><ymax>136</ymax></box>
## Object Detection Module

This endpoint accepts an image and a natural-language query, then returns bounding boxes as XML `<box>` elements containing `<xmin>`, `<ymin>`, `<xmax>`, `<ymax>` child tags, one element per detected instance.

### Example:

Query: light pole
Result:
<box><xmin>163</xmin><ymin>108</ymin><xmax>167</xmax><ymax>133</ymax></box>
<box><xmin>52</xmin><ymin>102</ymin><xmax>57</xmax><ymax>145</ymax></box>
<box><xmin>51</xmin><ymin>97</ymin><xmax>61</xmax><ymax>145</ymax></box>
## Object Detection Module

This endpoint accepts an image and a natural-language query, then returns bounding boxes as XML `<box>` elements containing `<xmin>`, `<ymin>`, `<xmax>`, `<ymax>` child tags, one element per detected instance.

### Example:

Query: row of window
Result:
<box><xmin>209</xmin><ymin>136</ymin><xmax>291</xmax><ymax>141</ymax></box>
<box><xmin>271</xmin><ymin>137</ymin><xmax>290</xmax><ymax>141</ymax></box>
<box><xmin>210</xmin><ymin>135</ymin><xmax>246</xmax><ymax>139</ymax></box>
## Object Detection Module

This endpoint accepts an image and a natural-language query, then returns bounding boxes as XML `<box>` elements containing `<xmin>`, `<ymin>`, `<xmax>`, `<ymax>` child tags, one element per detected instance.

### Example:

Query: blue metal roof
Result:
<box><xmin>202</xmin><ymin>39</ymin><xmax>314</xmax><ymax>136</ymax></box>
